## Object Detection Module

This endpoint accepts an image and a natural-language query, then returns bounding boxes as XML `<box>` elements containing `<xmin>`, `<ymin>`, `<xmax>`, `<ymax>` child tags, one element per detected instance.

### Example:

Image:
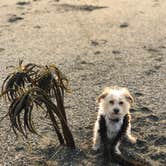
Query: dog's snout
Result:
<box><xmin>113</xmin><ymin>108</ymin><xmax>119</xmax><ymax>114</ymax></box>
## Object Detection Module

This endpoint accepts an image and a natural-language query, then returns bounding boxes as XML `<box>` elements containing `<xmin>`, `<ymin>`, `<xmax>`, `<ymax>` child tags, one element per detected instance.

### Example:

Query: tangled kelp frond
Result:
<box><xmin>2</xmin><ymin>72</ymin><xmax>31</xmax><ymax>101</ymax></box>
<box><xmin>8</xmin><ymin>87</ymin><xmax>65</xmax><ymax>144</ymax></box>
<box><xmin>1</xmin><ymin>60</ymin><xmax>39</xmax><ymax>102</ymax></box>
<box><xmin>35</xmin><ymin>65</ymin><xmax>69</xmax><ymax>121</ymax></box>
<box><xmin>35</xmin><ymin>67</ymin><xmax>53</xmax><ymax>95</ymax></box>
<box><xmin>1</xmin><ymin>61</ymin><xmax>75</xmax><ymax>148</ymax></box>
<box><xmin>49</xmin><ymin>64</ymin><xmax>69</xmax><ymax>91</ymax></box>
<box><xmin>33</xmin><ymin>85</ymin><xmax>75</xmax><ymax>147</ymax></box>
<box><xmin>35</xmin><ymin>65</ymin><xmax>69</xmax><ymax>94</ymax></box>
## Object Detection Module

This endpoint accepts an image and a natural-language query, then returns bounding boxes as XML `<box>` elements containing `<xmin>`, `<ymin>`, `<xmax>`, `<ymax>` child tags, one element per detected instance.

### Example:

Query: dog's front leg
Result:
<box><xmin>92</xmin><ymin>120</ymin><xmax>101</xmax><ymax>151</ymax></box>
<box><xmin>126</xmin><ymin>122</ymin><xmax>137</xmax><ymax>144</ymax></box>
<box><xmin>98</xmin><ymin>115</ymin><xmax>111</xmax><ymax>165</ymax></box>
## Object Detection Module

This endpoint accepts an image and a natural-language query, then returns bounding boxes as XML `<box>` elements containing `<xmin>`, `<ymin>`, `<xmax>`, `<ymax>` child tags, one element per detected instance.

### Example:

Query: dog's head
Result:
<box><xmin>97</xmin><ymin>86</ymin><xmax>134</xmax><ymax>119</ymax></box>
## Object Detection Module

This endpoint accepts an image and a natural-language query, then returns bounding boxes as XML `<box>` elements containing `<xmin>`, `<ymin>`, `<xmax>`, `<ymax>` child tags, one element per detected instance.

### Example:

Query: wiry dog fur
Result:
<box><xmin>92</xmin><ymin>86</ymin><xmax>136</xmax><ymax>153</ymax></box>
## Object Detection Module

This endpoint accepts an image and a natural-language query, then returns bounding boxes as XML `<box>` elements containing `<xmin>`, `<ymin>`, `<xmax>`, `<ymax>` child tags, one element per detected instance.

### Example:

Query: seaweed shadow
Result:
<box><xmin>34</xmin><ymin>145</ymin><xmax>88</xmax><ymax>165</ymax></box>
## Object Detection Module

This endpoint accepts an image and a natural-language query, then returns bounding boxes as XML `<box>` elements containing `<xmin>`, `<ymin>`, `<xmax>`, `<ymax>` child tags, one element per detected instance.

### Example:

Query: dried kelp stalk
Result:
<box><xmin>34</xmin><ymin>65</ymin><xmax>75</xmax><ymax>147</ymax></box>
<box><xmin>7</xmin><ymin>87</ymin><xmax>64</xmax><ymax>144</ymax></box>
<box><xmin>35</xmin><ymin>65</ymin><xmax>69</xmax><ymax>96</ymax></box>
<box><xmin>1</xmin><ymin>60</ymin><xmax>38</xmax><ymax>102</ymax></box>
<box><xmin>1</xmin><ymin>61</ymin><xmax>75</xmax><ymax>148</ymax></box>
<box><xmin>49</xmin><ymin>64</ymin><xmax>69</xmax><ymax>91</ymax></box>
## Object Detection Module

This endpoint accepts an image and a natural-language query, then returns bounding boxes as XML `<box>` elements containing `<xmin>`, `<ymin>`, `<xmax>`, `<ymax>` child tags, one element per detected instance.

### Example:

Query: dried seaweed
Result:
<box><xmin>1</xmin><ymin>60</ymin><xmax>38</xmax><ymax>102</ymax></box>
<box><xmin>0</xmin><ymin>60</ymin><xmax>75</xmax><ymax>148</ymax></box>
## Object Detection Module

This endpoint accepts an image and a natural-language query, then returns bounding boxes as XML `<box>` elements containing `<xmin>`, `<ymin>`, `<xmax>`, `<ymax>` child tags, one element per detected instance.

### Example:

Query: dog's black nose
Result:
<box><xmin>114</xmin><ymin>108</ymin><xmax>119</xmax><ymax>114</ymax></box>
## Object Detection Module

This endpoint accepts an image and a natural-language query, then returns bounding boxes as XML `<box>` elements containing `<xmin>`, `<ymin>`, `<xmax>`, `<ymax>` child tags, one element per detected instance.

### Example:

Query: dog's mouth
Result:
<box><xmin>109</xmin><ymin>114</ymin><xmax>120</xmax><ymax>122</ymax></box>
<box><xmin>109</xmin><ymin>118</ymin><xmax>120</xmax><ymax>122</ymax></box>
<box><xmin>111</xmin><ymin>113</ymin><xmax>121</xmax><ymax>117</ymax></box>
<box><xmin>108</xmin><ymin>113</ymin><xmax>122</xmax><ymax>122</ymax></box>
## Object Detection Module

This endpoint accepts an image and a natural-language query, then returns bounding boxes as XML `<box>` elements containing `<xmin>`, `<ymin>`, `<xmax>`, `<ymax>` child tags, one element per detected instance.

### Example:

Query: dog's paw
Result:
<box><xmin>92</xmin><ymin>144</ymin><xmax>100</xmax><ymax>151</ymax></box>
<box><xmin>115</xmin><ymin>148</ymin><xmax>121</xmax><ymax>155</ymax></box>
<box><xmin>128</xmin><ymin>135</ymin><xmax>137</xmax><ymax>144</ymax></box>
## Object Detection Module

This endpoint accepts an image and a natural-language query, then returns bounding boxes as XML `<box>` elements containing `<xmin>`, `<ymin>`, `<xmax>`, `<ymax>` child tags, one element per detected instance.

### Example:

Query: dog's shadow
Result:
<box><xmin>33</xmin><ymin>144</ymin><xmax>110</xmax><ymax>165</ymax></box>
<box><xmin>54</xmin><ymin>3</ymin><xmax>108</xmax><ymax>12</ymax></box>
<box><xmin>34</xmin><ymin>144</ymin><xmax>88</xmax><ymax>165</ymax></box>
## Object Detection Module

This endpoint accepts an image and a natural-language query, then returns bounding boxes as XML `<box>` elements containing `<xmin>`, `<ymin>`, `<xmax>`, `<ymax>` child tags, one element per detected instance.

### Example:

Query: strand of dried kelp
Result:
<box><xmin>0</xmin><ymin>60</ymin><xmax>75</xmax><ymax>148</ymax></box>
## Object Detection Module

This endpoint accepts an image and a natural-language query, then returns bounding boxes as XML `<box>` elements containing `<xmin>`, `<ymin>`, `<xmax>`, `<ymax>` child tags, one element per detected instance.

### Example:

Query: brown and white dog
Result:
<box><xmin>92</xmin><ymin>86</ymin><xmax>136</xmax><ymax>153</ymax></box>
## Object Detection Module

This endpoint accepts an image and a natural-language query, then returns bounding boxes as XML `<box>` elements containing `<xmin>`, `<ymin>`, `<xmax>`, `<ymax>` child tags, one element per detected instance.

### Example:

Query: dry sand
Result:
<box><xmin>0</xmin><ymin>0</ymin><xmax>166</xmax><ymax>165</ymax></box>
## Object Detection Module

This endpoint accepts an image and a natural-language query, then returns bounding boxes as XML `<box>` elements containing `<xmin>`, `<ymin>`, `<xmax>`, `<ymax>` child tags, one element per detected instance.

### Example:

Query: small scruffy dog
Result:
<box><xmin>92</xmin><ymin>86</ymin><xmax>136</xmax><ymax>153</ymax></box>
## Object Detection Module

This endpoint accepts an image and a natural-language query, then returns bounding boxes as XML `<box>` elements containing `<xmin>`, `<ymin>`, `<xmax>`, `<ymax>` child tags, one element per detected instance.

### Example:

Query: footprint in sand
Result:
<box><xmin>144</xmin><ymin>64</ymin><xmax>161</xmax><ymax>75</ymax></box>
<box><xmin>120</xmin><ymin>22</ymin><xmax>129</xmax><ymax>28</ymax></box>
<box><xmin>8</xmin><ymin>15</ymin><xmax>24</xmax><ymax>23</ymax></box>
<box><xmin>21</xmin><ymin>12</ymin><xmax>26</xmax><ymax>15</ymax></box>
<box><xmin>137</xmin><ymin>139</ymin><xmax>147</xmax><ymax>147</ymax></box>
<box><xmin>55</xmin><ymin>4</ymin><xmax>107</xmax><ymax>12</ymax></box>
<box><xmin>15</xmin><ymin>146</ymin><xmax>25</xmax><ymax>152</ymax></box>
<box><xmin>154</xmin><ymin>56</ymin><xmax>163</xmax><ymax>62</ymax></box>
<box><xmin>144</xmin><ymin>69</ymin><xmax>157</xmax><ymax>75</ymax></box>
<box><xmin>137</xmin><ymin>114</ymin><xmax>159</xmax><ymax>124</ymax></box>
<box><xmin>152</xmin><ymin>3</ymin><xmax>160</xmax><ymax>7</ymax></box>
<box><xmin>112</xmin><ymin>50</ymin><xmax>121</xmax><ymax>54</ymax></box>
<box><xmin>145</xmin><ymin>114</ymin><xmax>159</xmax><ymax>121</ymax></box>
<box><xmin>154</xmin><ymin>136</ymin><xmax>166</xmax><ymax>146</ymax></box>
<box><xmin>145</xmin><ymin>134</ymin><xmax>158</xmax><ymax>141</ymax></box>
<box><xmin>34</xmin><ymin>25</ymin><xmax>41</xmax><ymax>29</ymax></box>
<box><xmin>136</xmin><ymin>139</ymin><xmax>148</xmax><ymax>152</ymax></box>
<box><xmin>159</xmin><ymin>45</ymin><xmax>166</xmax><ymax>49</ymax></box>
<box><xmin>0</xmin><ymin>48</ymin><xmax>5</xmax><ymax>52</ymax></box>
<box><xmin>145</xmin><ymin>47</ymin><xmax>160</xmax><ymax>53</ymax></box>
<box><xmin>152</xmin><ymin>0</ymin><xmax>160</xmax><ymax>7</ymax></box>
<box><xmin>91</xmin><ymin>39</ymin><xmax>108</xmax><ymax>47</ymax></box>
<box><xmin>16</xmin><ymin>1</ymin><xmax>30</xmax><ymax>6</ymax></box>
<box><xmin>131</xmin><ymin>107</ymin><xmax>152</xmax><ymax>114</ymax></box>
<box><xmin>145</xmin><ymin>46</ymin><xmax>164</xmax><ymax>62</ymax></box>
<box><xmin>91</xmin><ymin>40</ymin><xmax>99</xmax><ymax>46</ymax></box>
<box><xmin>150</xmin><ymin>152</ymin><xmax>165</xmax><ymax>162</ymax></box>
<box><xmin>143</xmin><ymin>46</ymin><xmax>163</xmax><ymax>54</ymax></box>
<box><xmin>90</xmin><ymin>39</ymin><xmax>107</xmax><ymax>47</ymax></box>
<box><xmin>94</xmin><ymin>51</ymin><xmax>101</xmax><ymax>55</ymax></box>
<box><xmin>134</xmin><ymin>92</ymin><xmax>144</xmax><ymax>97</ymax></box>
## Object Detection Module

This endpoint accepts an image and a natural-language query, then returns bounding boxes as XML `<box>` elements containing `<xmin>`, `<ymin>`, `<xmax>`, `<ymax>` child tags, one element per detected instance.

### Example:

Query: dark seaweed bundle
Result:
<box><xmin>0</xmin><ymin>60</ymin><xmax>75</xmax><ymax>148</ymax></box>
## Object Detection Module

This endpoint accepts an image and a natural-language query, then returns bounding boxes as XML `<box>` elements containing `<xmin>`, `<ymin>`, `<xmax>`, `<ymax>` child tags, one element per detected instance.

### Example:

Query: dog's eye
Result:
<box><xmin>119</xmin><ymin>101</ymin><xmax>124</xmax><ymax>105</ymax></box>
<box><xmin>109</xmin><ymin>100</ymin><xmax>114</xmax><ymax>105</ymax></box>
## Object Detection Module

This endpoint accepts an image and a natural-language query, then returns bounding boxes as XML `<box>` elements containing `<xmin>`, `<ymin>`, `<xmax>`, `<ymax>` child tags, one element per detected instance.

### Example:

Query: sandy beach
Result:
<box><xmin>0</xmin><ymin>0</ymin><xmax>166</xmax><ymax>165</ymax></box>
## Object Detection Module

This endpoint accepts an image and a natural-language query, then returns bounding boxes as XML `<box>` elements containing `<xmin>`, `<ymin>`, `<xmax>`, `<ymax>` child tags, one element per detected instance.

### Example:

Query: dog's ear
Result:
<box><xmin>97</xmin><ymin>87</ymin><xmax>110</xmax><ymax>103</ymax></box>
<box><xmin>97</xmin><ymin>92</ymin><xmax>108</xmax><ymax>103</ymax></box>
<box><xmin>125</xmin><ymin>92</ymin><xmax>134</xmax><ymax>105</ymax></box>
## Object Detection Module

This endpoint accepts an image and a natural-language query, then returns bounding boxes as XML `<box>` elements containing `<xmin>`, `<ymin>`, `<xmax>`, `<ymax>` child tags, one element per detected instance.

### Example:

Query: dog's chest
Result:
<box><xmin>106</xmin><ymin>119</ymin><xmax>123</xmax><ymax>139</ymax></box>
